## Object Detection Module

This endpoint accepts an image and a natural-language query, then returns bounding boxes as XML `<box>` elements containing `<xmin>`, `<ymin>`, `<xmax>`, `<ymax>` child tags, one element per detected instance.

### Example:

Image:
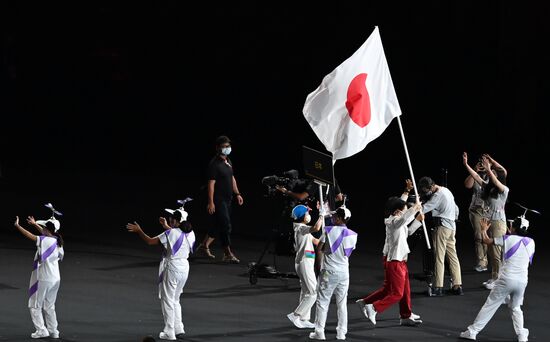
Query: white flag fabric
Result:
<box><xmin>303</xmin><ymin>26</ymin><xmax>401</xmax><ymax>161</ymax></box>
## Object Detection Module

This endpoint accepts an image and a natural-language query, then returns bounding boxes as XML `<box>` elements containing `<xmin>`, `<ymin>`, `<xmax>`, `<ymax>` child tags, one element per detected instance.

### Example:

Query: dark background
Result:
<box><xmin>1</xmin><ymin>2</ymin><xmax>548</xmax><ymax>246</ymax></box>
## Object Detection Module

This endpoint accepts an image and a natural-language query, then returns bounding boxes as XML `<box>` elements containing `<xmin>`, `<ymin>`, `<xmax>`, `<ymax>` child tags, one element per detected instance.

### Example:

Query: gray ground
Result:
<box><xmin>1</xmin><ymin>231</ymin><xmax>548</xmax><ymax>342</ymax></box>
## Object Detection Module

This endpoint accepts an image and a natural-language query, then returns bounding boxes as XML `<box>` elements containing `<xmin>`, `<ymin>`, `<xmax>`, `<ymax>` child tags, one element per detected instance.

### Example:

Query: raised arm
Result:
<box><xmin>463</xmin><ymin>152</ymin><xmax>485</xmax><ymax>187</ymax></box>
<box><xmin>126</xmin><ymin>222</ymin><xmax>160</xmax><ymax>245</ymax></box>
<box><xmin>482</xmin><ymin>156</ymin><xmax>506</xmax><ymax>193</ymax></box>
<box><xmin>14</xmin><ymin>216</ymin><xmax>38</xmax><ymax>242</ymax></box>
<box><xmin>400</xmin><ymin>179</ymin><xmax>414</xmax><ymax>201</ymax></box>
<box><xmin>483</xmin><ymin>154</ymin><xmax>507</xmax><ymax>178</ymax></box>
<box><xmin>26</xmin><ymin>216</ymin><xmax>44</xmax><ymax>234</ymax></box>
<box><xmin>276</xmin><ymin>185</ymin><xmax>310</xmax><ymax>201</ymax></box>
<box><xmin>309</xmin><ymin>215</ymin><xmax>323</xmax><ymax>234</ymax></box>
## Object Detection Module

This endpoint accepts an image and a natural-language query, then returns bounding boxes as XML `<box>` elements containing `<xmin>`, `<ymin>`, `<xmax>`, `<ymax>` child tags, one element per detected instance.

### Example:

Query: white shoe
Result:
<box><xmin>410</xmin><ymin>312</ymin><xmax>421</xmax><ymax>320</ymax></box>
<box><xmin>518</xmin><ymin>328</ymin><xmax>529</xmax><ymax>342</ymax></box>
<box><xmin>336</xmin><ymin>327</ymin><xmax>346</xmax><ymax>340</ymax></box>
<box><xmin>459</xmin><ymin>329</ymin><xmax>477</xmax><ymax>340</ymax></box>
<box><xmin>301</xmin><ymin>320</ymin><xmax>316</xmax><ymax>329</ymax></box>
<box><xmin>159</xmin><ymin>331</ymin><xmax>176</xmax><ymax>340</ymax></box>
<box><xmin>400</xmin><ymin>316</ymin><xmax>423</xmax><ymax>326</ymax></box>
<box><xmin>483</xmin><ymin>279</ymin><xmax>495</xmax><ymax>290</ymax></box>
<box><xmin>365</xmin><ymin>304</ymin><xmax>377</xmax><ymax>325</ymax></box>
<box><xmin>49</xmin><ymin>330</ymin><xmax>60</xmax><ymax>339</ymax></box>
<box><xmin>31</xmin><ymin>329</ymin><xmax>49</xmax><ymax>339</ymax></box>
<box><xmin>287</xmin><ymin>313</ymin><xmax>305</xmax><ymax>328</ymax></box>
<box><xmin>309</xmin><ymin>331</ymin><xmax>326</xmax><ymax>340</ymax></box>
<box><xmin>356</xmin><ymin>299</ymin><xmax>368</xmax><ymax>318</ymax></box>
<box><xmin>474</xmin><ymin>265</ymin><xmax>488</xmax><ymax>272</ymax></box>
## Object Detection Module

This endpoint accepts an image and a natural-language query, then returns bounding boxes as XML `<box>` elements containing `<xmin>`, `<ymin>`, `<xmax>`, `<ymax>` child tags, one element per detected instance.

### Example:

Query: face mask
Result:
<box><xmin>303</xmin><ymin>214</ymin><xmax>311</xmax><ymax>224</ymax></box>
<box><xmin>221</xmin><ymin>147</ymin><xmax>232</xmax><ymax>156</ymax></box>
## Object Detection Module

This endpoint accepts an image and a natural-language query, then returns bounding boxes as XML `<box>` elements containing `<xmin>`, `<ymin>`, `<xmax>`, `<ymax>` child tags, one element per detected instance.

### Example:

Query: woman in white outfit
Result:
<box><xmin>287</xmin><ymin>204</ymin><xmax>323</xmax><ymax>329</ymax></box>
<box><xmin>127</xmin><ymin>201</ymin><xmax>195</xmax><ymax>341</ymax></box>
<box><xmin>14</xmin><ymin>210</ymin><xmax>64</xmax><ymax>340</ymax></box>
<box><xmin>460</xmin><ymin>216</ymin><xmax>534</xmax><ymax>342</ymax></box>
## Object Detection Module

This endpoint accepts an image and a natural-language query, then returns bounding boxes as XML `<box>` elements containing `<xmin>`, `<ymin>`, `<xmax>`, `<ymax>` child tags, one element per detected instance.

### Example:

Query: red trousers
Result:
<box><xmin>362</xmin><ymin>258</ymin><xmax>411</xmax><ymax>318</ymax></box>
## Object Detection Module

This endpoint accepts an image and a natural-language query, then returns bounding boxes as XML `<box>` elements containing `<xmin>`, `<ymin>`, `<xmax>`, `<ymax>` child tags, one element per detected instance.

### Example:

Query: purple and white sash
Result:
<box><xmin>503</xmin><ymin>235</ymin><xmax>535</xmax><ymax>264</ymax></box>
<box><xmin>324</xmin><ymin>225</ymin><xmax>357</xmax><ymax>257</ymax></box>
<box><xmin>28</xmin><ymin>236</ymin><xmax>61</xmax><ymax>308</ymax></box>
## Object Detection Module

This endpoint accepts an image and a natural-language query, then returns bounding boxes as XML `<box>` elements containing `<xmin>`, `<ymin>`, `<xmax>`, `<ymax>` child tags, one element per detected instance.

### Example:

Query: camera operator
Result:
<box><xmin>261</xmin><ymin>170</ymin><xmax>313</xmax><ymax>256</ymax></box>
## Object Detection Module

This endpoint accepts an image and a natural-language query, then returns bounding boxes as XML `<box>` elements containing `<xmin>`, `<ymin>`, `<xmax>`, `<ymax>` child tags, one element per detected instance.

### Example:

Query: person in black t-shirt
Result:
<box><xmin>196</xmin><ymin>136</ymin><xmax>244</xmax><ymax>263</ymax></box>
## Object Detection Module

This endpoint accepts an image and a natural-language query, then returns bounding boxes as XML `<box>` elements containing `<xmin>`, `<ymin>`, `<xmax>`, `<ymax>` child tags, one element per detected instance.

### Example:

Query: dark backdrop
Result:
<box><xmin>1</xmin><ymin>2</ymin><xmax>548</xmax><ymax>245</ymax></box>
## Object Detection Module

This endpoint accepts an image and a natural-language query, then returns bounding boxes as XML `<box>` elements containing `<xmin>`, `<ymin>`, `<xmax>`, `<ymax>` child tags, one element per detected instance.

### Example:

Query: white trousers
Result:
<box><xmin>314</xmin><ymin>269</ymin><xmax>349</xmax><ymax>337</ymax></box>
<box><xmin>160</xmin><ymin>261</ymin><xmax>189</xmax><ymax>337</ymax></box>
<box><xmin>468</xmin><ymin>277</ymin><xmax>529</xmax><ymax>339</ymax></box>
<box><xmin>29</xmin><ymin>280</ymin><xmax>60</xmax><ymax>335</ymax></box>
<box><xmin>293</xmin><ymin>259</ymin><xmax>317</xmax><ymax>321</ymax></box>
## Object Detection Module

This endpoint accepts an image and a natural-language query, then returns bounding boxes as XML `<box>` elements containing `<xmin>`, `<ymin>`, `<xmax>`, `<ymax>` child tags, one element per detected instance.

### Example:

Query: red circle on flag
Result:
<box><xmin>346</xmin><ymin>73</ymin><xmax>371</xmax><ymax>128</ymax></box>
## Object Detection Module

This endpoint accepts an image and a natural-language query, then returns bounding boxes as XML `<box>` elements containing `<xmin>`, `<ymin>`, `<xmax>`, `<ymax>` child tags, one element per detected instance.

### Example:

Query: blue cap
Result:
<box><xmin>291</xmin><ymin>205</ymin><xmax>309</xmax><ymax>220</ymax></box>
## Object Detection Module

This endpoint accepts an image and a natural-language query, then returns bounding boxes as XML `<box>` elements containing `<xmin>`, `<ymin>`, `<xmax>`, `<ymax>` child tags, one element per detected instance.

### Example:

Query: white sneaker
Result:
<box><xmin>410</xmin><ymin>312</ymin><xmax>421</xmax><ymax>320</ymax></box>
<box><xmin>159</xmin><ymin>331</ymin><xmax>176</xmax><ymax>340</ymax></box>
<box><xmin>365</xmin><ymin>304</ymin><xmax>377</xmax><ymax>325</ymax></box>
<box><xmin>474</xmin><ymin>265</ymin><xmax>488</xmax><ymax>272</ymax></box>
<box><xmin>49</xmin><ymin>330</ymin><xmax>60</xmax><ymax>339</ymax></box>
<box><xmin>287</xmin><ymin>313</ymin><xmax>305</xmax><ymax>328</ymax></box>
<box><xmin>483</xmin><ymin>279</ymin><xmax>495</xmax><ymax>290</ymax></box>
<box><xmin>31</xmin><ymin>329</ymin><xmax>49</xmax><ymax>339</ymax></box>
<box><xmin>518</xmin><ymin>328</ymin><xmax>529</xmax><ymax>342</ymax></box>
<box><xmin>356</xmin><ymin>299</ymin><xmax>368</xmax><ymax>319</ymax></box>
<box><xmin>400</xmin><ymin>316</ymin><xmax>423</xmax><ymax>326</ymax></box>
<box><xmin>309</xmin><ymin>331</ymin><xmax>326</xmax><ymax>340</ymax></box>
<box><xmin>336</xmin><ymin>327</ymin><xmax>346</xmax><ymax>340</ymax></box>
<box><xmin>459</xmin><ymin>329</ymin><xmax>477</xmax><ymax>340</ymax></box>
<box><xmin>301</xmin><ymin>320</ymin><xmax>316</xmax><ymax>329</ymax></box>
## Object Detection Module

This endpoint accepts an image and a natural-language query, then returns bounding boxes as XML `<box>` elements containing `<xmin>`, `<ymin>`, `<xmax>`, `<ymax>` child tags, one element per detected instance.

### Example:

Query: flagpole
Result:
<box><xmin>396</xmin><ymin>116</ymin><xmax>431</xmax><ymax>249</ymax></box>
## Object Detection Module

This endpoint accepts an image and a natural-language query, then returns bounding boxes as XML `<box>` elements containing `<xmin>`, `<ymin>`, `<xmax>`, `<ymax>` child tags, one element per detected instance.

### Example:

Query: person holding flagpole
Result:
<box><xmin>309</xmin><ymin>206</ymin><xmax>357</xmax><ymax>341</ymax></box>
<box><xmin>356</xmin><ymin>179</ymin><xmax>424</xmax><ymax>326</ymax></box>
<box><xmin>418</xmin><ymin>176</ymin><xmax>463</xmax><ymax>296</ymax></box>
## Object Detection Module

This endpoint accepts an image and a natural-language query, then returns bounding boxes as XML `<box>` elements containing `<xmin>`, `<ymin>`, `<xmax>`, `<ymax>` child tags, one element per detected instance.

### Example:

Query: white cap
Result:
<box><xmin>165</xmin><ymin>208</ymin><xmax>188</xmax><ymax>222</ymax></box>
<box><xmin>340</xmin><ymin>207</ymin><xmax>352</xmax><ymax>220</ymax></box>
<box><xmin>36</xmin><ymin>217</ymin><xmax>61</xmax><ymax>232</ymax></box>
<box><xmin>37</xmin><ymin>203</ymin><xmax>62</xmax><ymax>232</ymax></box>
<box><xmin>165</xmin><ymin>198</ymin><xmax>193</xmax><ymax>223</ymax></box>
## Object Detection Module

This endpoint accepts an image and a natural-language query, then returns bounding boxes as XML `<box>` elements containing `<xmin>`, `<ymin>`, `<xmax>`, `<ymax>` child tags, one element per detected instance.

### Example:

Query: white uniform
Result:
<box><xmin>156</xmin><ymin>228</ymin><xmax>195</xmax><ymax>339</ymax></box>
<box><xmin>314</xmin><ymin>225</ymin><xmax>357</xmax><ymax>339</ymax></box>
<box><xmin>28</xmin><ymin>236</ymin><xmax>64</xmax><ymax>337</ymax></box>
<box><xmin>466</xmin><ymin>235</ymin><xmax>535</xmax><ymax>341</ymax></box>
<box><xmin>292</xmin><ymin>223</ymin><xmax>317</xmax><ymax>321</ymax></box>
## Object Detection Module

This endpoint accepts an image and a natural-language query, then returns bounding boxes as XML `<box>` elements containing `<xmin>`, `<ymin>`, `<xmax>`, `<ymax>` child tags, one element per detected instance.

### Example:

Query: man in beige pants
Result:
<box><xmin>418</xmin><ymin>176</ymin><xmax>463</xmax><ymax>296</ymax></box>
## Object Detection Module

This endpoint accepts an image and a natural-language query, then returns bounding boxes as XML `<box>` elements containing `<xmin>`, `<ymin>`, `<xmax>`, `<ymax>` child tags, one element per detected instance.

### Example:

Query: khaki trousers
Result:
<box><xmin>432</xmin><ymin>226</ymin><xmax>462</xmax><ymax>288</ymax></box>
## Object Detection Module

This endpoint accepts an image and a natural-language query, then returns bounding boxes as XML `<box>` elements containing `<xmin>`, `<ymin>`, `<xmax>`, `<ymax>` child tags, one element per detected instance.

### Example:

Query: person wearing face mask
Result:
<box><xmin>418</xmin><ymin>176</ymin><xmax>463</xmax><ymax>296</ymax></box>
<box><xmin>196</xmin><ymin>135</ymin><xmax>244</xmax><ymax>263</ymax></box>
<box><xmin>356</xmin><ymin>180</ymin><xmax>424</xmax><ymax>327</ymax></box>
<box><xmin>287</xmin><ymin>204</ymin><xmax>324</xmax><ymax>329</ymax></box>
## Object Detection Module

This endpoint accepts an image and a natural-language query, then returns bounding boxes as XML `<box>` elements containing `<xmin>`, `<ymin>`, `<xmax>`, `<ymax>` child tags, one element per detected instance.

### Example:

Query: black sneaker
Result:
<box><xmin>430</xmin><ymin>287</ymin><xmax>444</xmax><ymax>296</ymax></box>
<box><xmin>450</xmin><ymin>286</ymin><xmax>464</xmax><ymax>295</ymax></box>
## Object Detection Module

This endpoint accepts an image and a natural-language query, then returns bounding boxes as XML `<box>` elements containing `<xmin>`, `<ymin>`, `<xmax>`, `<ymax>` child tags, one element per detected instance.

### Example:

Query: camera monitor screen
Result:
<box><xmin>302</xmin><ymin>145</ymin><xmax>334</xmax><ymax>186</ymax></box>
